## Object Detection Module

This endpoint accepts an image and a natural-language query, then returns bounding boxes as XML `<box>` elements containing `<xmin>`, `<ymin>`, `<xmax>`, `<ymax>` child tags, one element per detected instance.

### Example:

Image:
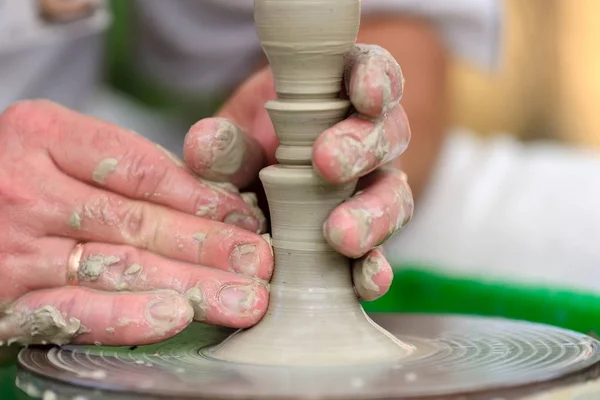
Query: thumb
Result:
<box><xmin>184</xmin><ymin>68</ymin><xmax>279</xmax><ymax>189</ymax></box>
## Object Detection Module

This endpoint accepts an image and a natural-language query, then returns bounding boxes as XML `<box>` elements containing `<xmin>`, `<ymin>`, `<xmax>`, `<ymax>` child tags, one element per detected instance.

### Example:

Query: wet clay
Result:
<box><xmin>78</xmin><ymin>255</ymin><xmax>120</xmax><ymax>282</ymax></box>
<box><xmin>207</xmin><ymin>0</ymin><xmax>412</xmax><ymax>366</ymax></box>
<box><xmin>91</xmin><ymin>158</ymin><xmax>118</xmax><ymax>185</ymax></box>
<box><xmin>0</xmin><ymin>306</ymin><xmax>88</xmax><ymax>346</ymax></box>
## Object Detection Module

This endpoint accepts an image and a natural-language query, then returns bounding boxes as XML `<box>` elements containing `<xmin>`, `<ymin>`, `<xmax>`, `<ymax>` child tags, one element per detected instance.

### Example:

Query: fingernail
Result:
<box><xmin>224</xmin><ymin>212</ymin><xmax>259</xmax><ymax>232</ymax></box>
<box><xmin>148</xmin><ymin>295</ymin><xmax>189</xmax><ymax>323</ymax></box>
<box><xmin>219</xmin><ymin>284</ymin><xmax>258</xmax><ymax>315</ymax></box>
<box><xmin>229</xmin><ymin>243</ymin><xmax>259</xmax><ymax>276</ymax></box>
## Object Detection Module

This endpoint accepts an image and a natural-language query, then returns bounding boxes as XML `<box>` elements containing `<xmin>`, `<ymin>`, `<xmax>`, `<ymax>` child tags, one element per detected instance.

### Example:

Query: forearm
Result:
<box><xmin>357</xmin><ymin>17</ymin><xmax>449</xmax><ymax>200</ymax></box>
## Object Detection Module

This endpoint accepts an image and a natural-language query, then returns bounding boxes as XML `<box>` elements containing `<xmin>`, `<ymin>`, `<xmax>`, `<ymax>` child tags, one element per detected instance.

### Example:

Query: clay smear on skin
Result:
<box><xmin>353</xmin><ymin>255</ymin><xmax>384</xmax><ymax>301</ymax></box>
<box><xmin>208</xmin><ymin>119</ymin><xmax>247</xmax><ymax>176</ymax></box>
<box><xmin>345</xmin><ymin>44</ymin><xmax>403</xmax><ymax>115</ymax></box>
<box><xmin>184</xmin><ymin>287</ymin><xmax>210</xmax><ymax>321</ymax></box>
<box><xmin>333</xmin><ymin>122</ymin><xmax>391</xmax><ymax>181</ymax></box>
<box><xmin>79</xmin><ymin>255</ymin><xmax>121</xmax><ymax>281</ymax></box>
<box><xmin>195</xmin><ymin>179</ymin><xmax>266</xmax><ymax>234</ymax></box>
<box><xmin>92</xmin><ymin>158</ymin><xmax>118</xmax><ymax>185</ymax></box>
<box><xmin>1</xmin><ymin>306</ymin><xmax>88</xmax><ymax>346</ymax></box>
<box><xmin>69</xmin><ymin>212</ymin><xmax>82</xmax><ymax>230</ymax></box>
<box><xmin>193</xmin><ymin>233</ymin><xmax>206</xmax><ymax>255</ymax></box>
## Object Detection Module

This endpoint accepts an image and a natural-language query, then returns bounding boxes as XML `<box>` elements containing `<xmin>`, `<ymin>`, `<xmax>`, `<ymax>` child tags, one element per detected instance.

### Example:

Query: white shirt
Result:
<box><xmin>0</xmin><ymin>0</ymin><xmax>502</xmax><ymax>111</ymax></box>
<box><xmin>132</xmin><ymin>0</ymin><xmax>502</xmax><ymax>94</ymax></box>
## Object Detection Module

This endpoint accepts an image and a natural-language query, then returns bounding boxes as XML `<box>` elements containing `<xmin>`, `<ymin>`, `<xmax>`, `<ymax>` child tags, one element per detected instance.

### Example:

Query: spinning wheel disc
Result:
<box><xmin>17</xmin><ymin>314</ymin><xmax>600</xmax><ymax>399</ymax></box>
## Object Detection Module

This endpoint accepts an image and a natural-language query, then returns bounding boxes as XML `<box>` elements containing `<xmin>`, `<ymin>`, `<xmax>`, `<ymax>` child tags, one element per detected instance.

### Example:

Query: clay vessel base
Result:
<box><xmin>17</xmin><ymin>314</ymin><xmax>600</xmax><ymax>399</ymax></box>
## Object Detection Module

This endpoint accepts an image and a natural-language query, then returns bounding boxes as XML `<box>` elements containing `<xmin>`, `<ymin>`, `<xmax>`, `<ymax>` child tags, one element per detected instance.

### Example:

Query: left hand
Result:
<box><xmin>184</xmin><ymin>44</ymin><xmax>413</xmax><ymax>301</ymax></box>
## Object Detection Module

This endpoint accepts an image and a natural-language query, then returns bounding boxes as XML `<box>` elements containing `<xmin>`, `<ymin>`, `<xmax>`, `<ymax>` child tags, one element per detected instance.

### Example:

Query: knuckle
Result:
<box><xmin>191</xmin><ymin>183</ymin><xmax>223</xmax><ymax>220</ymax></box>
<box><xmin>122</xmin><ymin>151</ymin><xmax>170</xmax><ymax>198</ymax></box>
<box><xmin>0</xmin><ymin>100</ymin><xmax>54</xmax><ymax>136</ymax></box>
<box><xmin>81</xmin><ymin>196</ymin><xmax>152</xmax><ymax>246</ymax></box>
<box><xmin>119</xmin><ymin>202</ymin><xmax>150</xmax><ymax>246</ymax></box>
<box><xmin>0</xmin><ymin>169</ymin><xmax>34</xmax><ymax>209</ymax></box>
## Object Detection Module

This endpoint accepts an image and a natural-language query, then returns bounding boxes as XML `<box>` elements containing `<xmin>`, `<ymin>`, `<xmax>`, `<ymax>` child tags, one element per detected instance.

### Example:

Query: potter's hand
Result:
<box><xmin>0</xmin><ymin>100</ymin><xmax>273</xmax><ymax>347</ymax></box>
<box><xmin>184</xmin><ymin>44</ymin><xmax>412</xmax><ymax>302</ymax></box>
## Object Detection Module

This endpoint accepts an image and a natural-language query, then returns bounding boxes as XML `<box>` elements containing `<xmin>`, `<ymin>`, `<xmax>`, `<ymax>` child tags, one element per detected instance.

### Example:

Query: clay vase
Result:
<box><xmin>207</xmin><ymin>0</ymin><xmax>411</xmax><ymax>366</ymax></box>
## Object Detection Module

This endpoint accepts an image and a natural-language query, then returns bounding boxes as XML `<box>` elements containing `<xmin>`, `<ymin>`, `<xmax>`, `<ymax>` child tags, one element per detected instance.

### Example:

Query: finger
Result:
<box><xmin>0</xmin><ymin>288</ymin><xmax>193</xmax><ymax>346</ymax></box>
<box><xmin>353</xmin><ymin>247</ymin><xmax>393</xmax><ymax>302</ymax></box>
<box><xmin>184</xmin><ymin>118</ymin><xmax>266</xmax><ymax>189</ymax></box>
<box><xmin>344</xmin><ymin>44</ymin><xmax>404</xmax><ymax>117</ymax></box>
<box><xmin>324</xmin><ymin>167</ymin><xmax>413</xmax><ymax>258</ymax></box>
<box><xmin>16</xmin><ymin>100</ymin><xmax>264</xmax><ymax>232</ymax></box>
<box><xmin>313</xmin><ymin>104</ymin><xmax>410</xmax><ymax>184</ymax></box>
<box><xmin>19</xmin><ymin>238</ymin><xmax>270</xmax><ymax>327</ymax></box>
<box><xmin>41</xmin><ymin>173</ymin><xmax>273</xmax><ymax>276</ymax></box>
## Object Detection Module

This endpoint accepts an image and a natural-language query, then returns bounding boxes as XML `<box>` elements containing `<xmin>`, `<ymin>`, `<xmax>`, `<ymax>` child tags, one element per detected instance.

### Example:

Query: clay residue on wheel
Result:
<box><xmin>1</xmin><ymin>305</ymin><xmax>88</xmax><ymax>346</ymax></box>
<box><xmin>14</xmin><ymin>376</ymin><xmax>41</xmax><ymax>399</ymax></box>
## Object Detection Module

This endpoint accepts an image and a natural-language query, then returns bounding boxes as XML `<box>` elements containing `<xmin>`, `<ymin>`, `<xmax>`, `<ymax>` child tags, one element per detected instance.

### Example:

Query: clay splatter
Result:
<box><xmin>353</xmin><ymin>255</ymin><xmax>383</xmax><ymax>301</ymax></box>
<box><xmin>92</xmin><ymin>158</ymin><xmax>118</xmax><ymax>185</ymax></box>
<box><xmin>2</xmin><ymin>305</ymin><xmax>88</xmax><ymax>345</ymax></box>
<box><xmin>79</xmin><ymin>255</ymin><xmax>120</xmax><ymax>281</ymax></box>
<box><xmin>196</xmin><ymin>203</ymin><xmax>217</xmax><ymax>218</ymax></box>
<box><xmin>69</xmin><ymin>212</ymin><xmax>82</xmax><ymax>230</ymax></box>
<box><xmin>193</xmin><ymin>233</ymin><xmax>206</xmax><ymax>243</ymax></box>
<box><xmin>124</xmin><ymin>263</ymin><xmax>142</xmax><ymax>275</ymax></box>
<box><xmin>348</xmin><ymin>208</ymin><xmax>375</xmax><ymax>252</ymax></box>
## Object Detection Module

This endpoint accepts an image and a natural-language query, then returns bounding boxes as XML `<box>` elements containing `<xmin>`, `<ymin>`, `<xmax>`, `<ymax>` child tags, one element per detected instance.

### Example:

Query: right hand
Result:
<box><xmin>0</xmin><ymin>100</ymin><xmax>273</xmax><ymax>347</ymax></box>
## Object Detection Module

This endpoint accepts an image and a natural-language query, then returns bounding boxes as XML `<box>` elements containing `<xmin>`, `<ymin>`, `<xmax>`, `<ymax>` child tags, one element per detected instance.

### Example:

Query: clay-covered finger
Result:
<box><xmin>0</xmin><ymin>288</ymin><xmax>193</xmax><ymax>346</ymax></box>
<box><xmin>344</xmin><ymin>44</ymin><xmax>404</xmax><ymax>117</ymax></box>
<box><xmin>324</xmin><ymin>167</ymin><xmax>413</xmax><ymax>258</ymax></box>
<box><xmin>353</xmin><ymin>247</ymin><xmax>393</xmax><ymax>302</ymax></box>
<box><xmin>12</xmin><ymin>100</ymin><xmax>264</xmax><ymax>233</ymax></box>
<box><xmin>19</xmin><ymin>238</ymin><xmax>270</xmax><ymax>327</ymax></box>
<box><xmin>41</xmin><ymin>175</ymin><xmax>273</xmax><ymax>276</ymax></box>
<box><xmin>313</xmin><ymin>104</ymin><xmax>410</xmax><ymax>184</ymax></box>
<box><xmin>184</xmin><ymin>118</ymin><xmax>266</xmax><ymax>189</ymax></box>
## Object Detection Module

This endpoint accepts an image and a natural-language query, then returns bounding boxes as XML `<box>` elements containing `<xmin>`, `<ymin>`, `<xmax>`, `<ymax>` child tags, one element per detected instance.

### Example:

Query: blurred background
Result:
<box><xmin>105</xmin><ymin>0</ymin><xmax>600</xmax><ymax>149</ymax></box>
<box><xmin>450</xmin><ymin>0</ymin><xmax>599</xmax><ymax>149</ymax></box>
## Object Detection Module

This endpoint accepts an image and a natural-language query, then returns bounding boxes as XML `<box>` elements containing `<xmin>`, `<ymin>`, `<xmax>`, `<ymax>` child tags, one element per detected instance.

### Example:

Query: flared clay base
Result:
<box><xmin>205</xmin><ymin>301</ymin><xmax>414</xmax><ymax>366</ymax></box>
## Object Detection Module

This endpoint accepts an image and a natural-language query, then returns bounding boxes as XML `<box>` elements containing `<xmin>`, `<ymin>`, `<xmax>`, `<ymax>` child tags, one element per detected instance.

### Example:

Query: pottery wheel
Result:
<box><xmin>16</xmin><ymin>314</ymin><xmax>600</xmax><ymax>399</ymax></box>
